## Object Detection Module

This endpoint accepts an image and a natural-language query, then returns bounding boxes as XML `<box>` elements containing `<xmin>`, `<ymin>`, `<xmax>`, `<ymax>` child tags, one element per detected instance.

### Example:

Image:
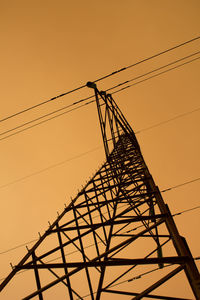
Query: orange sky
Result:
<box><xmin>0</xmin><ymin>1</ymin><xmax>200</xmax><ymax>299</ymax></box>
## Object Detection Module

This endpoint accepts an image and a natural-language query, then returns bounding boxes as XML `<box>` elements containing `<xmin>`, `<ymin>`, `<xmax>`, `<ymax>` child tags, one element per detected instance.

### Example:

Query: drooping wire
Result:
<box><xmin>161</xmin><ymin>177</ymin><xmax>200</xmax><ymax>192</ymax></box>
<box><xmin>135</xmin><ymin>106</ymin><xmax>200</xmax><ymax>134</ymax></box>
<box><xmin>0</xmin><ymin>181</ymin><xmax>199</xmax><ymax>258</ymax></box>
<box><xmin>0</xmin><ymin>146</ymin><xmax>102</xmax><ymax>190</ymax></box>
<box><xmin>0</xmin><ymin>101</ymin><xmax>199</xmax><ymax>188</ymax></box>
<box><xmin>173</xmin><ymin>206</ymin><xmax>200</xmax><ymax>217</ymax></box>
<box><xmin>0</xmin><ymin>56</ymin><xmax>199</xmax><ymax>258</ymax></box>
<box><xmin>0</xmin><ymin>202</ymin><xmax>199</xmax><ymax>289</ymax></box>
<box><xmin>1</xmin><ymin>51</ymin><xmax>199</xmax><ymax>140</ymax></box>
<box><xmin>0</xmin><ymin>96</ymin><xmax>94</xmax><ymax>139</ymax></box>
<box><xmin>0</xmin><ymin>51</ymin><xmax>199</xmax><ymax>263</ymax></box>
<box><xmin>80</xmin><ymin>256</ymin><xmax>200</xmax><ymax>300</ymax></box>
<box><xmin>0</xmin><ymin>54</ymin><xmax>200</xmax><ymax>142</ymax></box>
<box><xmin>0</xmin><ymin>211</ymin><xmax>199</xmax><ymax>285</ymax></box>
<box><xmin>0</xmin><ymin>36</ymin><xmax>199</xmax><ymax>123</ymax></box>
<box><xmin>123</xmin><ymin>204</ymin><xmax>200</xmax><ymax>235</ymax></box>
<box><xmin>1</xmin><ymin>239</ymin><xmax>200</xmax><ymax>293</ymax></box>
<box><xmin>0</xmin><ymin>100</ymin><xmax>94</xmax><ymax>142</ymax></box>
<box><xmin>0</xmin><ymin>239</ymin><xmax>38</xmax><ymax>255</ymax></box>
<box><xmin>1</xmin><ymin>50</ymin><xmax>200</xmax><ymax>139</ymax></box>
<box><xmin>0</xmin><ymin>85</ymin><xmax>87</xmax><ymax>123</ymax></box>
<box><xmin>106</xmin><ymin>50</ymin><xmax>200</xmax><ymax>93</ymax></box>
<box><xmin>112</xmin><ymin>56</ymin><xmax>200</xmax><ymax>95</ymax></box>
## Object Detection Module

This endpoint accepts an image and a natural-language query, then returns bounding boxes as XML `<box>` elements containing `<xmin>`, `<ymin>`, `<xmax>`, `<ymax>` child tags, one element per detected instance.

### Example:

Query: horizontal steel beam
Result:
<box><xmin>103</xmin><ymin>289</ymin><xmax>192</xmax><ymax>300</ymax></box>
<box><xmin>16</xmin><ymin>256</ymin><xmax>188</xmax><ymax>269</ymax></box>
<box><xmin>50</xmin><ymin>215</ymin><xmax>166</xmax><ymax>232</ymax></box>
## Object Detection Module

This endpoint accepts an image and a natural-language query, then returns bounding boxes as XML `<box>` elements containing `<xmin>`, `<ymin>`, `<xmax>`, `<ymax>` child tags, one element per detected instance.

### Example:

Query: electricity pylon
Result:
<box><xmin>0</xmin><ymin>83</ymin><xmax>200</xmax><ymax>299</ymax></box>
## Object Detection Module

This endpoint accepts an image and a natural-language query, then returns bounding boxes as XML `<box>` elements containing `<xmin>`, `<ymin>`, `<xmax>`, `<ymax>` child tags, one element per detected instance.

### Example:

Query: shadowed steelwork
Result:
<box><xmin>0</xmin><ymin>83</ymin><xmax>200</xmax><ymax>299</ymax></box>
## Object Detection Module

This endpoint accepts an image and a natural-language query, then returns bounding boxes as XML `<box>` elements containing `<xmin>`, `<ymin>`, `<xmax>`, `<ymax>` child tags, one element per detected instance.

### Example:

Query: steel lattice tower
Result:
<box><xmin>0</xmin><ymin>83</ymin><xmax>200</xmax><ymax>299</ymax></box>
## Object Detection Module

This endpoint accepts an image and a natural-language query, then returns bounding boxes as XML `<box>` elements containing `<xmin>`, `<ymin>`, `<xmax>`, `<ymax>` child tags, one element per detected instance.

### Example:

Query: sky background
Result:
<box><xmin>0</xmin><ymin>0</ymin><xmax>200</xmax><ymax>299</ymax></box>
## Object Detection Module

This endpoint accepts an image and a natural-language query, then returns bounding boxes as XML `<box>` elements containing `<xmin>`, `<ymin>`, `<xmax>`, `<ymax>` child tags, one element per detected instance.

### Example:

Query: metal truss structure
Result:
<box><xmin>0</xmin><ymin>83</ymin><xmax>200</xmax><ymax>299</ymax></box>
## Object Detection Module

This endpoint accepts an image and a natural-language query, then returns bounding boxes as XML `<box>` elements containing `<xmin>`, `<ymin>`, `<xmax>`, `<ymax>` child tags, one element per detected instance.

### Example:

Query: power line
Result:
<box><xmin>0</xmin><ymin>212</ymin><xmax>199</xmax><ymax>287</ymax></box>
<box><xmin>0</xmin><ymin>92</ymin><xmax>199</xmax><ymax>191</ymax></box>
<box><xmin>2</xmin><ymin>258</ymin><xmax>199</xmax><ymax>296</ymax></box>
<box><xmin>0</xmin><ymin>84</ymin><xmax>86</xmax><ymax>123</ymax></box>
<box><xmin>1</xmin><ymin>51</ymin><xmax>198</xmax><ymax>142</ymax></box>
<box><xmin>0</xmin><ymin>177</ymin><xmax>199</xmax><ymax>257</ymax></box>
<box><xmin>0</xmin><ymin>96</ymin><xmax>94</xmax><ymax>139</ymax></box>
<box><xmin>0</xmin><ymin>100</ymin><xmax>94</xmax><ymax>142</ymax></box>
<box><xmin>1</xmin><ymin>53</ymin><xmax>199</xmax><ymax>140</ymax></box>
<box><xmin>0</xmin><ymin>204</ymin><xmax>199</xmax><ymax>289</ymax></box>
<box><xmin>0</xmin><ymin>46</ymin><xmax>199</xmax><ymax>267</ymax></box>
<box><xmin>173</xmin><ymin>205</ymin><xmax>200</xmax><ymax>217</ymax></box>
<box><xmin>0</xmin><ymin>103</ymin><xmax>199</xmax><ymax>189</ymax></box>
<box><xmin>1</xmin><ymin>215</ymin><xmax>200</xmax><ymax>285</ymax></box>
<box><xmin>135</xmin><ymin>107</ymin><xmax>200</xmax><ymax>134</ymax></box>
<box><xmin>106</xmin><ymin>50</ymin><xmax>200</xmax><ymax>93</ymax></box>
<box><xmin>1</xmin><ymin>35</ymin><xmax>199</xmax><ymax>124</ymax></box>
<box><xmin>0</xmin><ymin>239</ymin><xmax>38</xmax><ymax>255</ymax></box>
<box><xmin>1</xmin><ymin>54</ymin><xmax>199</xmax><ymax>142</ymax></box>
<box><xmin>112</xmin><ymin>55</ymin><xmax>200</xmax><ymax>95</ymax></box>
<box><xmin>161</xmin><ymin>177</ymin><xmax>200</xmax><ymax>192</ymax></box>
<box><xmin>0</xmin><ymin>146</ymin><xmax>102</xmax><ymax>190</ymax></box>
<box><xmin>89</xmin><ymin>256</ymin><xmax>200</xmax><ymax>298</ymax></box>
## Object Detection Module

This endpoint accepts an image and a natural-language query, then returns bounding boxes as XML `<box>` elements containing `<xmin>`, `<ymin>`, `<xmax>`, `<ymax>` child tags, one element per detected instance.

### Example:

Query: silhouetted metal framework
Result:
<box><xmin>0</xmin><ymin>83</ymin><xmax>200</xmax><ymax>299</ymax></box>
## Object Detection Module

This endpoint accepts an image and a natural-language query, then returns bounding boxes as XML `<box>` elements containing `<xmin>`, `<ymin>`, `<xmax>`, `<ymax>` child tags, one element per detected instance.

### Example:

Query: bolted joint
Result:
<box><xmin>86</xmin><ymin>81</ymin><xmax>97</xmax><ymax>89</ymax></box>
<box><xmin>100</xmin><ymin>91</ymin><xmax>106</xmax><ymax>96</ymax></box>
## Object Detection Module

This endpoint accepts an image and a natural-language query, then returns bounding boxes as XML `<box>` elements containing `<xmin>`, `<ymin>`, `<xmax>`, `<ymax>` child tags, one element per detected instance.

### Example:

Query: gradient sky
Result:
<box><xmin>0</xmin><ymin>1</ymin><xmax>200</xmax><ymax>299</ymax></box>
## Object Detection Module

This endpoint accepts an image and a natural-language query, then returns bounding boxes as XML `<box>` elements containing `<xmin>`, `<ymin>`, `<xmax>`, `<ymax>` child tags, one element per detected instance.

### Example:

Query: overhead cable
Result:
<box><xmin>0</xmin><ymin>98</ymin><xmax>94</xmax><ymax>140</ymax></box>
<box><xmin>161</xmin><ymin>177</ymin><xmax>200</xmax><ymax>192</ymax></box>
<box><xmin>0</xmin><ymin>36</ymin><xmax>199</xmax><ymax>123</ymax></box>
<box><xmin>1</xmin><ymin>50</ymin><xmax>197</xmax><ymax>139</ymax></box>
<box><xmin>0</xmin><ymin>100</ymin><xmax>94</xmax><ymax>142</ymax></box>
<box><xmin>0</xmin><ymin>239</ymin><xmax>38</xmax><ymax>255</ymax></box>
<box><xmin>112</xmin><ymin>56</ymin><xmax>200</xmax><ymax>95</ymax></box>
<box><xmin>1</xmin><ymin>206</ymin><xmax>200</xmax><ymax>285</ymax></box>
<box><xmin>0</xmin><ymin>204</ymin><xmax>199</xmax><ymax>284</ymax></box>
<box><xmin>0</xmin><ymin>54</ymin><xmax>200</xmax><ymax>142</ymax></box>
<box><xmin>0</xmin><ymin>146</ymin><xmax>102</xmax><ymax>190</ymax></box>
<box><xmin>89</xmin><ymin>257</ymin><xmax>199</xmax><ymax>299</ymax></box>
<box><xmin>107</xmin><ymin>50</ymin><xmax>200</xmax><ymax>93</ymax></box>
<box><xmin>0</xmin><ymin>104</ymin><xmax>199</xmax><ymax>188</ymax></box>
<box><xmin>135</xmin><ymin>106</ymin><xmax>200</xmax><ymax>134</ymax></box>
<box><xmin>0</xmin><ymin>178</ymin><xmax>199</xmax><ymax>257</ymax></box>
<box><xmin>173</xmin><ymin>205</ymin><xmax>200</xmax><ymax>217</ymax></box>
